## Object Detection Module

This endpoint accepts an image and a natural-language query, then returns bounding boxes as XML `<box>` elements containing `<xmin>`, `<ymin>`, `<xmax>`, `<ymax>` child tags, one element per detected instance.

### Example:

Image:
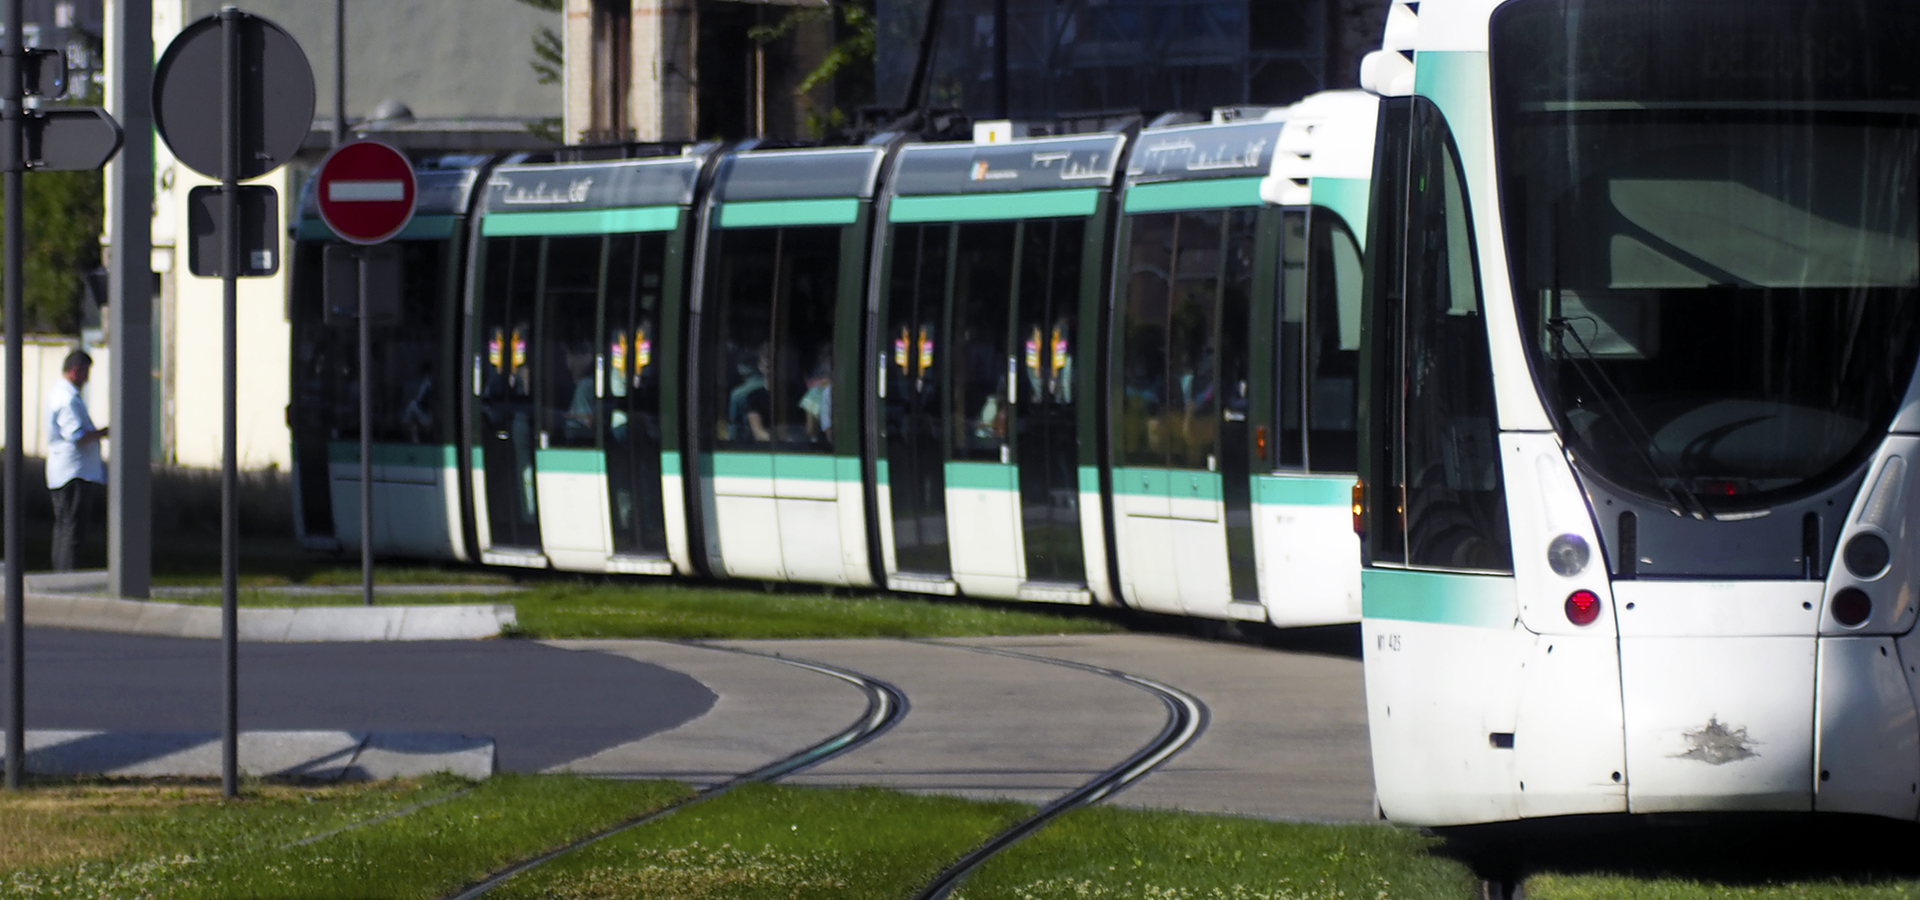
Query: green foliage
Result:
<box><xmin>749</xmin><ymin>0</ymin><xmax>878</xmax><ymax>138</ymax></box>
<box><xmin>1</xmin><ymin>166</ymin><xmax>103</xmax><ymax>333</ymax></box>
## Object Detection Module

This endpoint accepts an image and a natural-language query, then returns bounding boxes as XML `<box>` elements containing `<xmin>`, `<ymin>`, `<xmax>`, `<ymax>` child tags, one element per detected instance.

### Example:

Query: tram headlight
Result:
<box><xmin>1547</xmin><ymin>534</ymin><xmax>1591</xmax><ymax>577</ymax></box>
<box><xmin>1564</xmin><ymin>590</ymin><xmax>1602</xmax><ymax>626</ymax></box>
<box><xmin>1844</xmin><ymin>533</ymin><xmax>1892</xmax><ymax>579</ymax></box>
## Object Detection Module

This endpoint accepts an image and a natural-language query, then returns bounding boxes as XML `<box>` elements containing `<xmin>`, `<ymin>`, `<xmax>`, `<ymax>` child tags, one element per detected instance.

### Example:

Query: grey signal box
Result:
<box><xmin>186</xmin><ymin>184</ymin><xmax>278</xmax><ymax>277</ymax></box>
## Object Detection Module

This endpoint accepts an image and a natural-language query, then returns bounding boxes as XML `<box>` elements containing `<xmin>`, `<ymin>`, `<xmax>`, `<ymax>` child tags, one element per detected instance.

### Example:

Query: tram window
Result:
<box><xmin>952</xmin><ymin>221</ymin><xmax>1018</xmax><ymax>461</ymax></box>
<box><xmin>540</xmin><ymin>236</ymin><xmax>604</xmax><ymax>449</ymax></box>
<box><xmin>1362</xmin><ymin>98</ymin><xmax>1413</xmax><ymax>565</ymax></box>
<box><xmin>1220</xmin><ymin>208</ymin><xmax>1258</xmax><ymax>458</ymax></box>
<box><xmin>317</xmin><ymin>239</ymin><xmax>450</xmax><ymax>446</ymax></box>
<box><xmin>1038</xmin><ymin>218</ymin><xmax>1084</xmax><ymax>408</ymax></box>
<box><xmin>604</xmin><ymin>233</ymin><xmax>665</xmax><ymax>444</ymax></box>
<box><xmin>771</xmin><ymin>226</ymin><xmax>841</xmax><ymax>453</ymax></box>
<box><xmin>1276</xmin><ymin>211</ymin><xmax>1308</xmax><ymax>469</ymax></box>
<box><xmin>1307</xmin><ymin>212</ymin><xmax>1363</xmax><ymax>473</ymax></box>
<box><xmin>709</xmin><ymin>228</ymin><xmax>777</xmax><ymax>449</ymax></box>
<box><xmin>1120</xmin><ymin>214</ymin><xmax>1175</xmax><ymax>468</ymax></box>
<box><xmin>1401</xmin><ymin>99</ymin><xmax>1511</xmax><ymax>572</ymax></box>
<box><xmin>1168</xmin><ymin>209</ymin><xmax>1223</xmax><ymax>471</ymax></box>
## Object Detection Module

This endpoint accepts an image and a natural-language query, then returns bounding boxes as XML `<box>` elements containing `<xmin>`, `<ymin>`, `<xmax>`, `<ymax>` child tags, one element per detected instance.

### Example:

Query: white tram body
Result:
<box><xmin>1357</xmin><ymin>0</ymin><xmax>1920</xmax><ymax>825</ymax></box>
<box><xmin>288</xmin><ymin>92</ymin><xmax>1381</xmax><ymax>630</ymax></box>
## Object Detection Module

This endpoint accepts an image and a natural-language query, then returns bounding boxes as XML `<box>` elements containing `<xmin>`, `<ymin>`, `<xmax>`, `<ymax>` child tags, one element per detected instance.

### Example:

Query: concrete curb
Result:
<box><xmin>5</xmin><ymin>592</ymin><xmax>517</xmax><ymax>642</ymax></box>
<box><xmin>2</xmin><ymin>729</ymin><xmax>496</xmax><ymax>780</ymax></box>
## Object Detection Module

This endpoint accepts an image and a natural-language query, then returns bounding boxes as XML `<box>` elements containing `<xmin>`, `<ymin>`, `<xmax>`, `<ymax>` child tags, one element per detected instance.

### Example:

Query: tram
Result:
<box><xmin>287</xmin><ymin>89</ymin><xmax>1379</xmax><ymax>628</ymax></box>
<box><xmin>1356</xmin><ymin>0</ymin><xmax>1920</xmax><ymax>824</ymax></box>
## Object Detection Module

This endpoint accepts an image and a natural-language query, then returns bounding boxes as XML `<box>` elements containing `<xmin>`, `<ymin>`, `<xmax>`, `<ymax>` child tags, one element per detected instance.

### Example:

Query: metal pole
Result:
<box><xmin>108</xmin><ymin>0</ymin><xmax>154</xmax><ymax>601</ymax></box>
<box><xmin>332</xmin><ymin>0</ymin><xmax>344</xmax><ymax>146</ymax></box>
<box><xmin>3</xmin><ymin>0</ymin><xmax>25</xmax><ymax>792</ymax></box>
<box><xmin>358</xmin><ymin>253</ymin><xmax>371</xmax><ymax>607</ymax></box>
<box><xmin>218</xmin><ymin>5</ymin><xmax>239</xmax><ymax>800</ymax></box>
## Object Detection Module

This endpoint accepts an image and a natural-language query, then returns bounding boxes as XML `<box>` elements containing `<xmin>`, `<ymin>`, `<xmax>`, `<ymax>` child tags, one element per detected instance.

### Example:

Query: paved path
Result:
<box><xmin>15</xmin><ymin>627</ymin><xmax>716</xmax><ymax>772</ymax></box>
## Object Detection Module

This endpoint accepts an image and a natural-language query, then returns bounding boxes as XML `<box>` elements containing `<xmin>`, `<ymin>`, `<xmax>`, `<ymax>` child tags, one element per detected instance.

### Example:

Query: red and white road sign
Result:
<box><xmin>315</xmin><ymin>139</ymin><xmax>417</xmax><ymax>245</ymax></box>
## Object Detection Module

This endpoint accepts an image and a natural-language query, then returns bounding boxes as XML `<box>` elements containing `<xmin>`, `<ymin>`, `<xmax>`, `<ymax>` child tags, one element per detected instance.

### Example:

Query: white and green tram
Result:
<box><xmin>288</xmin><ymin>90</ymin><xmax>1379</xmax><ymax>628</ymax></box>
<box><xmin>1356</xmin><ymin>0</ymin><xmax>1920</xmax><ymax>825</ymax></box>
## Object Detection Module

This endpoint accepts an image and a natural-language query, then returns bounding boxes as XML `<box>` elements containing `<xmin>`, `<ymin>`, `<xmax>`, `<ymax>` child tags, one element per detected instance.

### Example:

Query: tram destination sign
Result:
<box><xmin>889</xmin><ymin>134</ymin><xmax>1127</xmax><ymax>196</ymax></box>
<box><xmin>485</xmin><ymin>158</ymin><xmax>699</xmax><ymax>213</ymax></box>
<box><xmin>1126</xmin><ymin>121</ymin><xmax>1283</xmax><ymax>183</ymax></box>
<box><xmin>316</xmin><ymin>140</ymin><xmax>418</xmax><ymax>245</ymax></box>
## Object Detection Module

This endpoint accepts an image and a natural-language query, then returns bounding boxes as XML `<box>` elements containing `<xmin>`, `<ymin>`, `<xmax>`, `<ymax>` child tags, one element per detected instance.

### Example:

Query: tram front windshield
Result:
<box><xmin>1493</xmin><ymin>0</ymin><xmax>1920</xmax><ymax>513</ymax></box>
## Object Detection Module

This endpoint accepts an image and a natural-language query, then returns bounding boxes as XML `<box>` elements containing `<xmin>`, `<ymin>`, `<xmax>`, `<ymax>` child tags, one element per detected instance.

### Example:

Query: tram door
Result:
<box><xmin>882</xmin><ymin>224</ymin><xmax>952</xmax><ymax>576</ymax></box>
<box><xmin>1012</xmin><ymin>220</ymin><xmax>1087</xmax><ymax>585</ymax></box>
<box><xmin>603</xmin><ymin>233</ymin><xmax>670</xmax><ymax>558</ymax></box>
<box><xmin>475</xmin><ymin>236</ymin><xmax>544</xmax><ymax>552</ymax></box>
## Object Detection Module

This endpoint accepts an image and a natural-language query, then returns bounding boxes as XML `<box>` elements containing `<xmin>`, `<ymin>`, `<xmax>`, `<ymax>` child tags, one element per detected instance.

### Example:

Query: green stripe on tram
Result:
<box><xmin>535</xmin><ymin>448</ymin><xmax>606</xmax><ymax>474</ymax></box>
<box><xmin>1256</xmin><ymin>474</ymin><xmax>1352</xmax><ymax>507</ymax></box>
<box><xmin>1112</xmin><ymin>467</ymin><xmax>1222</xmax><ymax>501</ymax></box>
<box><xmin>945</xmin><ymin>461</ymin><xmax>1014</xmax><ymax>491</ymax></box>
<box><xmin>662</xmin><ymin>451</ymin><xmax>682</xmax><ymax>477</ymax></box>
<box><xmin>1124</xmin><ymin>176</ymin><xmax>1267</xmax><ymax>213</ymax></box>
<box><xmin>299</xmin><ymin>215</ymin><xmax>459</xmax><ymax>242</ymax></box>
<box><xmin>889</xmin><ymin>189</ymin><xmax>1099</xmax><ymax>223</ymax></box>
<box><xmin>328</xmin><ymin>442</ymin><xmax>457</xmax><ymax>468</ymax></box>
<box><xmin>1310</xmin><ymin>178</ymin><xmax>1372</xmax><ymax>251</ymax></box>
<box><xmin>719</xmin><ymin>198</ymin><xmax>860</xmax><ymax>228</ymax></box>
<box><xmin>711</xmin><ymin>452</ymin><xmax>861</xmax><ymax>481</ymax></box>
<box><xmin>481</xmin><ymin>205</ymin><xmax>680</xmax><ymax>236</ymax></box>
<box><xmin>1362</xmin><ymin>568</ymin><xmax>1516</xmax><ymax>629</ymax></box>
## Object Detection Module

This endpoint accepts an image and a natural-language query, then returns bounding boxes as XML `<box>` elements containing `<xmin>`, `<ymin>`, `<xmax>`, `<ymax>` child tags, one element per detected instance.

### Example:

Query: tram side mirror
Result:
<box><xmin>324</xmin><ymin>243</ymin><xmax>402</xmax><ymax>327</ymax></box>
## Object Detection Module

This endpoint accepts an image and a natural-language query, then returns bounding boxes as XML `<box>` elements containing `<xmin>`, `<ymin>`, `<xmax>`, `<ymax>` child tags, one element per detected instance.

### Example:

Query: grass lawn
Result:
<box><xmin>958</xmin><ymin>804</ymin><xmax>1475</xmax><ymax>900</ymax></box>
<box><xmin>484</xmin><ymin>784</ymin><xmax>1477</xmax><ymax>900</ymax></box>
<box><xmin>0</xmin><ymin>774</ymin><xmax>691</xmax><ymax>900</ymax></box>
<box><xmin>160</xmin><ymin>578</ymin><xmax>1127</xmax><ymax>641</ymax></box>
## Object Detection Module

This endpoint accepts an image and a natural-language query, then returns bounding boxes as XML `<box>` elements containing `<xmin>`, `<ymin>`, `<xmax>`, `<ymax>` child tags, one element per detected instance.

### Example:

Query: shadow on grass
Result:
<box><xmin>1434</xmin><ymin>813</ymin><xmax>1920</xmax><ymax>889</ymax></box>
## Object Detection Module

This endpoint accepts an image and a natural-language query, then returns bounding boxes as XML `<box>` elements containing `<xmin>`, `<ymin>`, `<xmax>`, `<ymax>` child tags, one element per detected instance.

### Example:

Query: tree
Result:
<box><xmin>749</xmin><ymin>0</ymin><xmax>877</xmax><ymax>139</ymax></box>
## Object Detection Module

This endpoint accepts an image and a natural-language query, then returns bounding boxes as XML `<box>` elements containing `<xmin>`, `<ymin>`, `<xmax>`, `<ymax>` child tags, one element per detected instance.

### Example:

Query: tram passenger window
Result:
<box><xmin>1169</xmin><ymin>210</ymin><xmax>1223</xmax><ymax>471</ymax></box>
<box><xmin>1219</xmin><ymin>208</ymin><xmax>1258</xmax><ymax>457</ymax></box>
<box><xmin>604</xmin><ymin>233</ymin><xmax>665</xmax><ymax>447</ymax></box>
<box><xmin>1275</xmin><ymin>212</ymin><xmax>1307</xmax><ymax>469</ymax></box>
<box><xmin>952</xmin><ymin>221</ymin><xmax>1018</xmax><ymax>461</ymax></box>
<box><xmin>1401</xmin><ymin>99</ymin><xmax>1511</xmax><ymax>572</ymax></box>
<box><xmin>1307</xmin><ymin>213</ymin><xmax>1364</xmax><ymax>473</ymax></box>
<box><xmin>1045</xmin><ymin>220</ymin><xmax>1085</xmax><ymax>408</ymax></box>
<box><xmin>772</xmin><ymin>226</ymin><xmax>841</xmax><ymax>453</ymax></box>
<box><xmin>541</xmin><ymin>236</ymin><xmax>604</xmax><ymax>449</ymax></box>
<box><xmin>710</xmin><ymin>228</ymin><xmax>777</xmax><ymax>448</ymax></box>
<box><xmin>1120</xmin><ymin>214</ymin><xmax>1174</xmax><ymax>467</ymax></box>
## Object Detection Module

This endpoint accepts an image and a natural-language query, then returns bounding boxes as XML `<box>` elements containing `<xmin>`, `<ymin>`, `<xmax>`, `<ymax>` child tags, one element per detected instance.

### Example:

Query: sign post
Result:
<box><xmin>3</xmin><ymin>0</ymin><xmax>125</xmax><ymax>791</ymax></box>
<box><xmin>314</xmin><ymin>139</ymin><xmax>416</xmax><ymax>610</ymax></box>
<box><xmin>152</xmin><ymin>8</ymin><xmax>313</xmax><ymax>799</ymax></box>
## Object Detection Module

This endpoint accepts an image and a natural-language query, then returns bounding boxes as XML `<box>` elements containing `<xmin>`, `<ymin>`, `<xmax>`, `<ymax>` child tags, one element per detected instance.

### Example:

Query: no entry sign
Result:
<box><xmin>316</xmin><ymin>140</ymin><xmax>416</xmax><ymax>244</ymax></box>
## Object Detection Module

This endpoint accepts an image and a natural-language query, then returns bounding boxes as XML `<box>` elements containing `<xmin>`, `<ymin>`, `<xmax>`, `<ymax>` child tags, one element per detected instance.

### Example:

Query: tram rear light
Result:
<box><xmin>1352</xmin><ymin>480</ymin><xmax>1365</xmax><ymax>536</ymax></box>
<box><xmin>1832</xmin><ymin>588</ymin><xmax>1872</xmax><ymax>627</ymax></box>
<box><xmin>1565</xmin><ymin>590</ymin><xmax>1602</xmax><ymax>626</ymax></box>
<box><xmin>1255</xmin><ymin>425</ymin><xmax>1268</xmax><ymax>460</ymax></box>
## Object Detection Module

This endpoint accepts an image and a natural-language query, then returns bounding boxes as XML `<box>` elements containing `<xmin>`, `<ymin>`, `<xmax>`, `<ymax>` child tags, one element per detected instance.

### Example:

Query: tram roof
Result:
<box><xmin>712</xmin><ymin>146</ymin><xmax>888</xmax><ymax>203</ymax></box>
<box><xmin>482</xmin><ymin>155</ymin><xmax>704</xmax><ymax>215</ymax></box>
<box><xmin>1123</xmin><ymin>118</ymin><xmax>1286</xmax><ymax>186</ymax></box>
<box><xmin>296</xmin><ymin>163</ymin><xmax>483</xmax><ymax>224</ymax></box>
<box><xmin>885</xmin><ymin>133</ymin><xmax>1127</xmax><ymax>198</ymax></box>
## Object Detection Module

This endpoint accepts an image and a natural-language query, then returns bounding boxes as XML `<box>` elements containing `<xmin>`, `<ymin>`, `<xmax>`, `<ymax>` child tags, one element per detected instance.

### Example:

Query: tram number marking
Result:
<box><xmin>1377</xmin><ymin>634</ymin><xmax>1401</xmax><ymax>652</ymax></box>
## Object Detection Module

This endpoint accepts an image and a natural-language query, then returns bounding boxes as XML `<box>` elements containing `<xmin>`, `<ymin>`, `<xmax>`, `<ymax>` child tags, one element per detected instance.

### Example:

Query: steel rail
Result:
<box><xmin>436</xmin><ymin>646</ymin><xmax>906</xmax><ymax>900</ymax></box>
<box><xmin>908</xmin><ymin>641</ymin><xmax>1209</xmax><ymax>900</ymax></box>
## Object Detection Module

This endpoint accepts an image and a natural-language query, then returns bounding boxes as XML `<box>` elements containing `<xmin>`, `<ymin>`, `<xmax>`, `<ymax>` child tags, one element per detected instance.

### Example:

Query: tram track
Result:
<box><xmin>906</xmin><ymin>641</ymin><xmax>1209</xmax><ymax>900</ymax></box>
<box><xmin>437</xmin><ymin>645</ymin><xmax>907</xmax><ymax>900</ymax></box>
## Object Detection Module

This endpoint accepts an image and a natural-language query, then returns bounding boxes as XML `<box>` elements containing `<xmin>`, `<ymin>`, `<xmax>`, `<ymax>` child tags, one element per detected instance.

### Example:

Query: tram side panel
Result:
<box><xmin>289</xmin><ymin>205</ymin><xmax>474</xmax><ymax>563</ymax></box>
<box><xmin>695</xmin><ymin>152</ymin><xmax>881</xmax><ymax>588</ymax></box>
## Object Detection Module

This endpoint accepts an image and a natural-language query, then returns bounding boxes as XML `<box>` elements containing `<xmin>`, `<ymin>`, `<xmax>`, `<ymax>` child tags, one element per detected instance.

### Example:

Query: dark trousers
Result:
<box><xmin>51</xmin><ymin>479</ymin><xmax>99</xmax><ymax>572</ymax></box>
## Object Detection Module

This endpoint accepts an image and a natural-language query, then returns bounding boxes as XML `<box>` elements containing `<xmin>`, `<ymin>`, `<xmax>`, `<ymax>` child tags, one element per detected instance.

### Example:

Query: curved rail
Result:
<box><xmin>909</xmin><ymin>641</ymin><xmax>1209</xmax><ymax>900</ymax></box>
<box><xmin>438</xmin><ymin>646</ymin><xmax>907</xmax><ymax>900</ymax></box>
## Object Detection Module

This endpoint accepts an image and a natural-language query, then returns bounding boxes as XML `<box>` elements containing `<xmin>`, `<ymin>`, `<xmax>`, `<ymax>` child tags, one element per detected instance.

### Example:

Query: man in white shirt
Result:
<box><xmin>46</xmin><ymin>350</ymin><xmax>106</xmax><ymax>571</ymax></box>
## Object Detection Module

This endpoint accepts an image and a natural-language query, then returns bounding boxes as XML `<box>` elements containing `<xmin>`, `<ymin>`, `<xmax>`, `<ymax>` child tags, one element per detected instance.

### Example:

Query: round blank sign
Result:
<box><xmin>152</xmin><ymin>11</ymin><xmax>314</xmax><ymax>181</ymax></box>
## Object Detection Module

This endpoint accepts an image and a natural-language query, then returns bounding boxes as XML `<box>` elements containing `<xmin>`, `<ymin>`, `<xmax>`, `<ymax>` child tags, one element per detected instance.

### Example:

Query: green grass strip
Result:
<box><xmin>0</xmin><ymin>775</ymin><xmax>692</xmax><ymax>900</ymax></box>
<box><xmin>957</xmin><ymin>804</ymin><xmax>1476</xmax><ymax>900</ymax></box>
<box><xmin>491</xmin><ymin>783</ymin><xmax>1031</xmax><ymax>900</ymax></box>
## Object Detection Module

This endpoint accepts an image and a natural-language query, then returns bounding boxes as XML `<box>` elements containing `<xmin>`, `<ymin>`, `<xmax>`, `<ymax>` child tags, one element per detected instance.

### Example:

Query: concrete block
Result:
<box><xmin>393</xmin><ymin>605</ymin><xmax>517</xmax><ymax>641</ymax></box>
<box><xmin>282</xmin><ymin>606</ymin><xmax>400</xmax><ymax>642</ymax></box>
<box><xmin>348</xmin><ymin>732</ymin><xmax>495</xmax><ymax>780</ymax></box>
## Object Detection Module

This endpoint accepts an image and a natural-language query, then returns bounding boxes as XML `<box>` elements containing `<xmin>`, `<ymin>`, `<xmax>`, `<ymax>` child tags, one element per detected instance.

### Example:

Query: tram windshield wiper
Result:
<box><xmin>1546</xmin><ymin>307</ymin><xmax>1710</xmax><ymax>519</ymax></box>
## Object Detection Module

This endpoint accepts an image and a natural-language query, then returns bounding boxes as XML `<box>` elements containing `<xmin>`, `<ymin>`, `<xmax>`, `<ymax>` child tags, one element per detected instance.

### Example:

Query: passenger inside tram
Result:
<box><xmin>726</xmin><ymin>342</ymin><xmax>773</xmax><ymax>443</ymax></box>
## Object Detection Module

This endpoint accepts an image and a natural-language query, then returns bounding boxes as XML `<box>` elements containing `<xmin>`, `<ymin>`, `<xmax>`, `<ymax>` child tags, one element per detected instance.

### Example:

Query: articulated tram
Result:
<box><xmin>1357</xmin><ymin>0</ymin><xmax>1920</xmax><ymax>824</ymax></box>
<box><xmin>288</xmin><ymin>90</ymin><xmax>1380</xmax><ymax>628</ymax></box>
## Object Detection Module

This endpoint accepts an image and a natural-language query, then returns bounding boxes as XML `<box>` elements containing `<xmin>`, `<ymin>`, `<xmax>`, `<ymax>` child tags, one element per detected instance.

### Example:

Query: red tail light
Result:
<box><xmin>1565</xmin><ymin>590</ymin><xmax>1602</xmax><ymax>626</ymax></box>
